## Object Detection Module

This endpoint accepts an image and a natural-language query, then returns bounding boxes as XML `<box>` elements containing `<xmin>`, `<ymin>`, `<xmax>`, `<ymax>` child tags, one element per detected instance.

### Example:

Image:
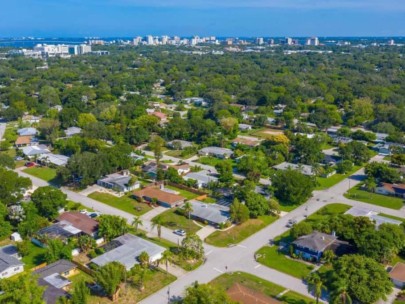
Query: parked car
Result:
<box><xmin>173</xmin><ymin>229</ymin><xmax>186</xmax><ymax>236</ymax></box>
<box><xmin>25</xmin><ymin>162</ymin><xmax>36</xmax><ymax>167</ymax></box>
<box><xmin>286</xmin><ymin>219</ymin><xmax>297</xmax><ymax>228</ymax></box>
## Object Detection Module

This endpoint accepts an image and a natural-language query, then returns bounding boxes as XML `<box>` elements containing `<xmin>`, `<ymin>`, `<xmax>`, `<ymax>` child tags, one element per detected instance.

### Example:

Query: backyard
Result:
<box><xmin>88</xmin><ymin>192</ymin><xmax>152</xmax><ymax>216</ymax></box>
<box><xmin>21</xmin><ymin>242</ymin><xmax>47</xmax><ymax>269</ymax></box>
<box><xmin>210</xmin><ymin>272</ymin><xmax>313</xmax><ymax>304</ymax></box>
<box><xmin>205</xmin><ymin>215</ymin><xmax>277</xmax><ymax>247</ymax></box>
<box><xmin>152</xmin><ymin>208</ymin><xmax>202</xmax><ymax>235</ymax></box>
<box><xmin>345</xmin><ymin>184</ymin><xmax>404</xmax><ymax>210</ymax></box>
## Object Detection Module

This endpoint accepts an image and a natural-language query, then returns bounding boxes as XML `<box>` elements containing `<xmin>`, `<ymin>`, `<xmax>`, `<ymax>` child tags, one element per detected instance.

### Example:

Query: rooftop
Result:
<box><xmin>34</xmin><ymin>259</ymin><xmax>76</xmax><ymax>279</ymax></box>
<box><xmin>293</xmin><ymin>231</ymin><xmax>337</xmax><ymax>252</ymax></box>
<box><xmin>199</xmin><ymin>146</ymin><xmax>233</xmax><ymax>157</ymax></box>
<box><xmin>57</xmin><ymin>212</ymin><xmax>98</xmax><ymax>236</ymax></box>
<box><xmin>0</xmin><ymin>249</ymin><xmax>23</xmax><ymax>273</ymax></box>
<box><xmin>189</xmin><ymin>200</ymin><xmax>230</xmax><ymax>225</ymax></box>
<box><xmin>390</xmin><ymin>263</ymin><xmax>405</xmax><ymax>283</ymax></box>
<box><xmin>65</xmin><ymin>127</ymin><xmax>82</xmax><ymax>137</ymax></box>
<box><xmin>184</xmin><ymin>171</ymin><xmax>218</xmax><ymax>184</ymax></box>
<box><xmin>15</xmin><ymin>135</ymin><xmax>32</xmax><ymax>145</ymax></box>
<box><xmin>22</xmin><ymin>145</ymin><xmax>50</xmax><ymax>156</ymax></box>
<box><xmin>134</xmin><ymin>186</ymin><xmax>185</xmax><ymax>205</ymax></box>
<box><xmin>98</xmin><ymin>171</ymin><xmax>137</xmax><ymax>189</ymax></box>
<box><xmin>17</xmin><ymin>127</ymin><xmax>37</xmax><ymax>136</ymax></box>
<box><xmin>273</xmin><ymin>162</ymin><xmax>315</xmax><ymax>176</ymax></box>
<box><xmin>36</xmin><ymin>220</ymin><xmax>82</xmax><ymax>240</ymax></box>
<box><xmin>38</xmin><ymin>153</ymin><xmax>70</xmax><ymax>166</ymax></box>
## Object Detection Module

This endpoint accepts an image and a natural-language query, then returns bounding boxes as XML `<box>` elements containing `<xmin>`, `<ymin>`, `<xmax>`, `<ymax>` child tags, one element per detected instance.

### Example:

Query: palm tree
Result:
<box><xmin>183</xmin><ymin>202</ymin><xmax>193</xmax><ymax>219</ymax></box>
<box><xmin>330</xmin><ymin>282</ymin><xmax>352</xmax><ymax>304</ymax></box>
<box><xmin>321</xmin><ymin>250</ymin><xmax>335</xmax><ymax>265</ymax></box>
<box><xmin>138</xmin><ymin>251</ymin><xmax>150</xmax><ymax>269</ymax></box>
<box><xmin>132</xmin><ymin>216</ymin><xmax>143</xmax><ymax>233</ymax></box>
<box><xmin>152</xmin><ymin>217</ymin><xmax>163</xmax><ymax>239</ymax></box>
<box><xmin>306</xmin><ymin>272</ymin><xmax>325</xmax><ymax>304</ymax></box>
<box><xmin>160</xmin><ymin>250</ymin><xmax>173</xmax><ymax>272</ymax></box>
<box><xmin>364</xmin><ymin>177</ymin><xmax>377</xmax><ymax>193</ymax></box>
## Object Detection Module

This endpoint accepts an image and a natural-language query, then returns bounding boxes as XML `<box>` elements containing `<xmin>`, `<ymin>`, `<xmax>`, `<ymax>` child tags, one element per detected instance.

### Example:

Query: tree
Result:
<box><xmin>0</xmin><ymin>167</ymin><xmax>31</xmax><ymax>205</ymax></box>
<box><xmin>151</xmin><ymin>216</ymin><xmax>164</xmax><ymax>239</ymax></box>
<box><xmin>183</xmin><ymin>202</ymin><xmax>193</xmax><ymax>219</ymax></box>
<box><xmin>268</xmin><ymin>199</ymin><xmax>281</xmax><ymax>216</ymax></box>
<box><xmin>229</xmin><ymin>198</ymin><xmax>250</xmax><ymax>224</ymax></box>
<box><xmin>365</xmin><ymin>162</ymin><xmax>401</xmax><ymax>183</ymax></box>
<box><xmin>98</xmin><ymin>215</ymin><xmax>128</xmax><ymax>241</ymax></box>
<box><xmin>290</xmin><ymin>222</ymin><xmax>313</xmax><ymax>239</ymax></box>
<box><xmin>292</xmin><ymin>136</ymin><xmax>323</xmax><ymax>166</ymax></box>
<box><xmin>322</xmin><ymin>250</ymin><xmax>335</xmax><ymax>265</ymax></box>
<box><xmin>0</xmin><ymin>154</ymin><xmax>15</xmax><ymax>169</ymax></box>
<box><xmin>94</xmin><ymin>262</ymin><xmax>126</xmax><ymax>300</ymax></box>
<box><xmin>215</xmin><ymin>160</ymin><xmax>234</xmax><ymax>184</ymax></box>
<box><xmin>328</xmin><ymin>255</ymin><xmax>393</xmax><ymax>303</ymax></box>
<box><xmin>0</xmin><ymin>273</ymin><xmax>45</xmax><ymax>304</ymax></box>
<box><xmin>183</xmin><ymin>282</ymin><xmax>234</xmax><ymax>304</ymax></box>
<box><xmin>330</xmin><ymin>281</ymin><xmax>352</xmax><ymax>304</ymax></box>
<box><xmin>77</xmin><ymin>113</ymin><xmax>97</xmax><ymax>128</ymax></box>
<box><xmin>364</xmin><ymin>177</ymin><xmax>377</xmax><ymax>193</ymax></box>
<box><xmin>182</xmin><ymin>234</ymin><xmax>204</xmax><ymax>260</ymax></box>
<box><xmin>77</xmin><ymin>235</ymin><xmax>96</xmax><ymax>253</ymax></box>
<box><xmin>272</xmin><ymin>169</ymin><xmax>315</xmax><ymax>205</ymax></box>
<box><xmin>31</xmin><ymin>186</ymin><xmax>68</xmax><ymax>220</ymax></box>
<box><xmin>132</xmin><ymin>216</ymin><xmax>143</xmax><ymax>232</ymax></box>
<box><xmin>336</xmin><ymin>160</ymin><xmax>353</xmax><ymax>174</ymax></box>
<box><xmin>70</xmin><ymin>279</ymin><xmax>90</xmax><ymax>304</ymax></box>
<box><xmin>138</xmin><ymin>251</ymin><xmax>150</xmax><ymax>268</ymax></box>
<box><xmin>44</xmin><ymin>239</ymin><xmax>72</xmax><ymax>263</ymax></box>
<box><xmin>160</xmin><ymin>250</ymin><xmax>173</xmax><ymax>272</ymax></box>
<box><xmin>391</xmin><ymin>154</ymin><xmax>405</xmax><ymax>166</ymax></box>
<box><xmin>338</xmin><ymin>141</ymin><xmax>372</xmax><ymax>165</ymax></box>
<box><xmin>245</xmin><ymin>192</ymin><xmax>270</xmax><ymax>218</ymax></box>
<box><xmin>149</xmin><ymin>135</ymin><xmax>165</xmax><ymax>166</ymax></box>
<box><xmin>306</xmin><ymin>272</ymin><xmax>325</xmax><ymax>304</ymax></box>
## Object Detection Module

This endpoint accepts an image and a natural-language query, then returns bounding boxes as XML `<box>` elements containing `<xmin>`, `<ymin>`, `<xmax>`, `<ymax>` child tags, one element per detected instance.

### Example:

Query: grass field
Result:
<box><xmin>88</xmin><ymin>192</ymin><xmax>152</xmax><ymax>216</ymax></box>
<box><xmin>165</xmin><ymin>185</ymin><xmax>200</xmax><ymax>200</ymax></box>
<box><xmin>345</xmin><ymin>184</ymin><xmax>404</xmax><ymax>210</ymax></box>
<box><xmin>315</xmin><ymin>165</ymin><xmax>361</xmax><ymax>190</ymax></box>
<box><xmin>23</xmin><ymin>166</ymin><xmax>59</xmax><ymax>183</ymax></box>
<box><xmin>205</xmin><ymin>215</ymin><xmax>277</xmax><ymax>247</ymax></box>
<box><xmin>256</xmin><ymin>246</ymin><xmax>314</xmax><ymax>279</ymax></box>
<box><xmin>210</xmin><ymin>272</ymin><xmax>313</xmax><ymax>304</ymax></box>
<box><xmin>197</xmin><ymin>156</ymin><xmax>224</xmax><ymax>167</ymax></box>
<box><xmin>153</xmin><ymin>208</ymin><xmax>201</xmax><ymax>234</ymax></box>
<box><xmin>165</xmin><ymin>150</ymin><xmax>195</xmax><ymax>159</ymax></box>
<box><xmin>21</xmin><ymin>242</ymin><xmax>46</xmax><ymax>269</ymax></box>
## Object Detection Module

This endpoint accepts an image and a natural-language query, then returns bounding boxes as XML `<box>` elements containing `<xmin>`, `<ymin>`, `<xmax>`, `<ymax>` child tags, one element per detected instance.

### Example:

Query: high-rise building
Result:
<box><xmin>306</xmin><ymin>37</ymin><xmax>319</xmax><ymax>46</ymax></box>
<box><xmin>132</xmin><ymin>37</ymin><xmax>142</xmax><ymax>46</ymax></box>
<box><xmin>282</xmin><ymin>37</ymin><xmax>293</xmax><ymax>45</ymax></box>
<box><xmin>146</xmin><ymin>35</ymin><xmax>154</xmax><ymax>45</ymax></box>
<box><xmin>268</xmin><ymin>39</ymin><xmax>275</xmax><ymax>45</ymax></box>
<box><xmin>256</xmin><ymin>37</ymin><xmax>264</xmax><ymax>45</ymax></box>
<box><xmin>388</xmin><ymin>39</ymin><xmax>395</xmax><ymax>46</ymax></box>
<box><xmin>161</xmin><ymin>36</ymin><xmax>169</xmax><ymax>45</ymax></box>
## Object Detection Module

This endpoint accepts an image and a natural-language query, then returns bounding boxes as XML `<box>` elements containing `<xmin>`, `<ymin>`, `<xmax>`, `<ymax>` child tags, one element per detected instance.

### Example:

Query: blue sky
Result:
<box><xmin>1</xmin><ymin>0</ymin><xmax>404</xmax><ymax>37</ymax></box>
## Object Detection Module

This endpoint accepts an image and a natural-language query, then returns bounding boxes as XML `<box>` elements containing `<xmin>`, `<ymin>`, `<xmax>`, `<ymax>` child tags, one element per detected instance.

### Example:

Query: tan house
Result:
<box><xmin>390</xmin><ymin>263</ymin><xmax>405</xmax><ymax>288</ymax></box>
<box><xmin>133</xmin><ymin>185</ymin><xmax>185</xmax><ymax>208</ymax></box>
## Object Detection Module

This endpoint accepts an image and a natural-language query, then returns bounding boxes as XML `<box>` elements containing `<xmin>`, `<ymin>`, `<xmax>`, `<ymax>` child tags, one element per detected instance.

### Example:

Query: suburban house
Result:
<box><xmin>151</xmin><ymin>111</ymin><xmax>167</xmax><ymax>123</ymax></box>
<box><xmin>97</xmin><ymin>170</ymin><xmax>140</xmax><ymax>193</ymax></box>
<box><xmin>34</xmin><ymin>260</ymin><xmax>78</xmax><ymax>304</ymax></box>
<box><xmin>64</xmin><ymin>127</ymin><xmax>82</xmax><ymax>137</ymax></box>
<box><xmin>227</xmin><ymin>283</ymin><xmax>281</xmax><ymax>304</ymax></box>
<box><xmin>167</xmin><ymin>140</ymin><xmax>193</xmax><ymax>150</ymax></box>
<box><xmin>57</xmin><ymin>212</ymin><xmax>99</xmax><ymax>238</ymax></box>
<box><xmin>273</xmin><ymin>162</ymin><xmax>315</xmax><ymax>176</ymax></box>
<box><xmin>171</xmin><ymin>163</ymin><xmax>191</xmax><ymax>175</ymax></box>
<box><xmin>238</xmin><ymin>123</ymin><xmax>252</xmax><ymax>131</ymax></box>
<box><xmin>22</xmin><ymin>115</ymin><xmax>41</xmax><ymax>124</ymax></box>
<box><xmin>15</xmin><ymin>135</ymin><xmax>37</xmax><ymax>147</ymax></box>
<box><xmin>142</xmin><ymin>161</ymin><xmax>170</xmax><ymax>178</ymax></box>
<box><xmin>133</xmin><ymin>185</ymin><xmax>185</xmax><ymax>208</ymax></box>
<box><xmin>198</xmin><ymin>146</ymin><xmax>233</xmax><ymax>159</ymax></box>
<box><xmin>375</xmin><ymin>183</ymin><xmax>405</xmax><ymax>199</ymax></box>
<box><xmin>184</xmin><ymin>170</ymin><xmax>219</xmax><ymax>188</ymax></box>
<box><xmin>292</xmin><ymin>231</ymin><xmax>352</xmax><ymax>261</ymax></box>
<box><xmin>390</xmin><ymin>263</ymin><xmax>405</xmax><ymax>288</ymax></box>
<box><xmin>91</xmin><ymin>233</ymin><xmax>165</xmax><ymax>270</ymax></box>
<box><xmin>188</xmin><ymin>200</ymin><xmax>230</xmax><ymax>227</ymax></box>
<box><xmin>37</xmin><ymin>153</ymin><xmax>70</xmax><ymax>167</ymax></box>
<box><xmin>17</xmin><ymin>127</ymin><xmax>38</xmax><ymax>136</ymax></box>
<box><xmin>344</xmin><ymin>207</ymin><xmax>402</xmax><ymax>228</ymax></box>
<box><xmin>373</xmin><ymin>143</ymin><xmax>391</xmax><ymax>156</ymax></box>
<box><xmin>22</xmin><ymin>145</ymin><xmax>50</xmax><ymax>158</ymax></box>
<box><xmin>0</xmin><ymin>245</ymin><xmax>24</xmax><ymax>279</ymax></box>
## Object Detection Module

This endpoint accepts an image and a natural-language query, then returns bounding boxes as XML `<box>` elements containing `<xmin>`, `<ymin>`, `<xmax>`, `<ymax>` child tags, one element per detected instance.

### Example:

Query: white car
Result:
<box><xmin>173</xmin><ymin>229</ymin><xmax>186</xmax><ymax>236</ymax></box>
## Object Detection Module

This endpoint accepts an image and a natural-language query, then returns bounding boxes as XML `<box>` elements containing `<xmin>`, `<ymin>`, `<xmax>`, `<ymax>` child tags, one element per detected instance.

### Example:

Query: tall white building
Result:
<box><xmin>388</xmin><ymin>39</ymin><xmax>395</xmax><ymax>46</ymax></box>
<box><xmin>256</xmin><ymin>37</ymin><xmax>264</xmax><ymax>45</ymax></box>
<box><xmin>306</xmin><ymin>37</ymin><xmax>320</xmax><ymax>46</ymax></box>
<box><xmin>283</xmin><ymin>37</ymin><xmax>293</xmax><ymax>45</ymax></box>
<box><xmin>161</xmin><ymin>36</ymin><xmax>169</xmax><ymax>45</ymax></box>
<box><xmin>133</xmin><ymin>37</ymin><xmax>142</xmax><ymax>46</ymax></box>
<box><xmin>147</xmin><ymin>35</ymin><xmax>154</xmax><ymax>45</ymax></box>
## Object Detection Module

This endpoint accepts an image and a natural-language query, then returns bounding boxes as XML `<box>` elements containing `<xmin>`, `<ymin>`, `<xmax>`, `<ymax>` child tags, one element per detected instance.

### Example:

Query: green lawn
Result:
<box><xmin>315</xmin><ymin>165</ymin><xmax>361</xmax><ymax>190</ymax></box>
<box><xmin>306</xmin><ymin>203</ymin><xmax>351</xmax><ymax>222</ymax></box>
<box><xmin>205</xmin><ymin>215</ymin><xmax>277</xmax><ymax>247</ymax></box>
<box><xmin>256</xmin><ymin>246</ymin><xmax>314</xmax><ymax>279</ymax></box>
<box><xmin>23</xmin><ymin>166</ymin><xmax>60</xmax><ymax>183</ymax></box>
<box><xmin>345</xmin><ymin>184</ymin><xmax>404</xmax><ymax>210</ymax></box>
<box><xmin>153</xmin><ymin>208</ymin><xmax>201</xmax><ymax>234</ymax></box>
<box><xmin>165</xmin><ymin>150</ymin><xmax>195</xmax><ymax>159</ymax></box>
<box><xmin>21</xmin><ymin>242</ymin><xmax>47</xmax><ymax>269</ymax></box>
<box><xmin>165</xmin><ymin>185</ymin><xmax>200</xmax><ymax>200</ymax></box>
<box><xmin>210</xmin><ymin>272</ymin><xmax>313</xmax><ymax>304</ymax></box>
<box><xmin>197</xmin><ymin>156</ymin><xmax>224</xmax><ymax>167</ymax></box>
<box><xmin>88</xmin><ymin>192</ymin><xmax>152</xmax><ymax>216</ymax></box>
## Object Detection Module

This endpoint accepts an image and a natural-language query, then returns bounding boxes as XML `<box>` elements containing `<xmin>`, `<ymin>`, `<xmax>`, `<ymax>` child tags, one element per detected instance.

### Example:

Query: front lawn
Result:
<box><xmin>21</xmin><ymin>242</ymin><xmax>47</xmax><ymax>269</ymax></box>
<box><xmin>164</xmin><ymin>185</ymin><xmax>200</xmax><ymax>200</ymax></box>
<box><xmin>344</xmin><ymin>184</ymin><xmax>404</xmax><ymax>210</ymax></box>
<box><xmin>197</xmin><ymin>156</ymin><xmax>223</xmax><ymax>167</ymax></box>
<box><xmin>256</xmin><ymin>246</ymin><xmax>314</xmax><ymax>279</ymax></box>
<box><xmin>88</xmin><ymin>192</ymin><xmax>152</xmax><ymax>216</ymax></box>
<box><xmin>205</xmin><ymin>215</ymin><xmax>277</xmax><ymax>247</ymax></box>
<box><xmin>210</xmin><ymin>272</ymin><xmax>313</xmax><ymax>304</ymax></box>
<box><xmin>23</xmin><ymin>166</ymin><xmax>60</xmax><ymax>183</ymax></box>
<box><xmin>153</xmin><ymin>208</ymin><xmax>201</xmax><ymax>235</ymax></box>
<box><xmin>316</xmin><ymin>166</ymin><xmax>361</xmax><ymax>190</ymax></box>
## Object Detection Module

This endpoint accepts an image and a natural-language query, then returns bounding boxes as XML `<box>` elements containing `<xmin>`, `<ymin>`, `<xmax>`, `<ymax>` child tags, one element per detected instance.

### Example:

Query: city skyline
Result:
<box><xmin>0</xmin><ymin>0</ymin><xmax>404</xmax><ymax>37</ymax></box>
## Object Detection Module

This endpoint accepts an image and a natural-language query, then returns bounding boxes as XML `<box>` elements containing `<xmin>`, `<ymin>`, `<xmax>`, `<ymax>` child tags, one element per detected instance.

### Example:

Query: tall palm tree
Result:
<box><xmin>160</xmin><ymin>250</ymin><xmax>173</xmax><ymax>272</ymax></box>
<box><xmin>306</xmin><ymin>272</ymin><xmax>325</xmax><ymax>304</ymax></box>
<box><xmin>183</xmin><ymin>202</ymin><xmax>193</xmax><ymax>219</ymax></box>
<box><xmin>330</xmin><ymin>282</ymin><xmax>352</xmax><ymax>304</ymax></box>
<box><xmin>132</xmin><ymin>216</ymin><xmax>143</xmax><ymax>233</ymax></box>
<box><xmin>152</xmin><ymin>217</ymin><xmax>163</xmax><ymax>239</ymax></box>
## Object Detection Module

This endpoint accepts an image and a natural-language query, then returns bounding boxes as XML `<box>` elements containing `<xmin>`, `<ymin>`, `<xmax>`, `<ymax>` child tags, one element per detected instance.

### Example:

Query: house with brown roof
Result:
<box><xmin>227</xmin><ymin>283</ymin><xmax>281</xmax><ymax>304</ymax></box>
<box><xmin>57</xmin><ymin>212</ymin><xmax>99</xmax><ymax>237</ymax></box>
<box><xmin>376</xmin><ymin>183</ymin><xmax>405</xmax><ymax>198</ymax></box>
<box><xmin>171</xmin><ymin>163</ymin><xmax>191</xmax><ymax>175</ymax></box>
<box><xmin>133</xmin><ymin>185</ymin><xmax>185</xmax><ymax>208</ymax></box>
<box><xmin>390</xmin><ymin>262</ymin><xmax>405</xmax><ymax>288</ymax></box>
<box><xmin>150</xmin><ymin>111</ymin><xmax>167</xmax><ymax>123</ymax></box>
<box><xmin>15</xmin><ymin>135</ymin><xmax>34</xmax><ymax>147</ymax></box>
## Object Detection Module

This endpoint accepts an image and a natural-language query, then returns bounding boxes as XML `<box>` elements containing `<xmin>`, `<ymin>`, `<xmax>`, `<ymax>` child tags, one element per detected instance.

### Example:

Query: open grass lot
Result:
<box><xmin>345</xmin><ymin>184</ymin><xmax>404</xmax><ymax>210</ymax></box>
<box><xmin>205</xmin><ymin>215</ymin><xmax>277</xmax><ymax>247</ymax></box>
<box><xmin>165</xmin><ymin>185</ymin><xmax>200</xmax><ymax>200</ymax></box>
<box><xmin>88</xmin><ymin>192</ymin><xmax>152</xmax><ymax>216</ymax></box>
<box><xmin>23</xmin><ymin>166</ymin><xmax>60</xmax><ymax>184</ymax></box>
<box><xmin>197</xmin><ymin>156</ymin><xmax>224</xmax><ymax>167</ymax></box>
<box><xmin>306</xmin><ymin>203</ymin><xmax>351</xmax><ymax>222</ymax></box>
<box><xmin>315</xmin><ymin>165</ymin><xmax>361</xmax><ymax>190</ymax></box>
<box><xmin>211</xmin><ymin>272</ymin><xmax>313</xmax><ymax>304</ymax></box>
<box><xmin>21</xmin><ymin>242</ymin><xmax>46</xmax><ymax>269</ymax></box>
<box><xmin>250</xmin><ymin>128</ymin><xmax>284</xmax><ymax>139</ymax></box>
<box><xmin>256</xmin><ymin>246</ymin><xmax>314</xmax><ymax>279</ymax></box>
<box><xmin>165</xmin><ymin>150</ymin><xmax>195</xmax><ymax>159</ymax></box>
<box><xmin>153</xmin><ymin>208</ymin><xmax>201</xmax><ymax>235</ymax></box>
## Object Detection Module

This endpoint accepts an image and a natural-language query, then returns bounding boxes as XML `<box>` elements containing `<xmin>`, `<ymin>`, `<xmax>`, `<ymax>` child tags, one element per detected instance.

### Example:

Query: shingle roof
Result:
<box><xmin>293</xmin><ymin>231</ymin><xmax>337</xmax><ymax>252</ymax></box>
<box><xmin>184</xmin><ymin>171</ymin><xmax>218</xmax><ymax>184</ymax></box>
<box><xmin>134</xmin><ymin>186</ymin><xmax>185</xmax><ymax>206</ymax></box>
<box><xmin>189</xmin><ymin>200</ymin><xmax>230</xmax><ymax>225</ymax></box>
<box><xmin>199</xmin><ymin>146</ymin><xmax>233</xmax><ymax>157</ymax></box>
<box><xmin>17</xmin><ymin>127</ymin><xmax>37</xmax><ymax>136</ymax></box>
<box><xmin>0</xmin><ymin>251</ymin><xmax>23</xmax><ymax>273</ymax></box>
<box><xmin>390</xmin><ymin>263</ymin><xmax>405</xmax><ymax>283</ymax></box>
<box><xmin>22</xmin><ymin>145</ymin><xmax>50</xmax><ymax>156</ymax></box>
<box><xmin>15</xmin><ymin>135</ymin><xmax>32</xmax><ymax>145</ymax></box>
<box><xmin>57</xmin><ymin>212</ymin><xmax>98</xmax><ymax>235</ymax></box>
<box><xmin>273</xmin><ymin>162</ymin><xmax>314</xmax><ymax>176</ymax></box>
<box><xmin>34</xmin><ymin>260</ymin><xmax>76</xmax><ymax>278</ymax></box>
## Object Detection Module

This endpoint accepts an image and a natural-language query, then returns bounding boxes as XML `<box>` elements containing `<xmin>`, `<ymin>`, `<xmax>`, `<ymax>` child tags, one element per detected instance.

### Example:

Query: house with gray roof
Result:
<box><xmin>17</xmin><ymin>127</ymin><xmax>37</xmax><ymax>136</ymax></box>
<box><xmin>188</xmin><ymin>200</ymin><xmax>230</xmax><ymax>227</ymax></box>
<box><xmin>198</xmin><ymin>146</ymin><xmax>233</xmax><ymax>159</ymax></box>
<box><xmin>91</xmin><ymin>233</ymin><xmax>165</xmax><ymax>270</ymax></box>
<box><xmin>167</xmin><ymin>140</ymin><xmax>193</xmax><ymax>150</ymax></box>
<box><xmin>97</xmin><ymin>170</ymin><xmax>140</xmax><ymax>193</ymax></box>
<box><xmin>22</xmin><ymin>144</ymin><xmax>50</xmax><ymax>158</ymax></box>
<box><xmin>64</xmin><ymin>127</ymin><xmax>82</xmax><ymax>137</ymax></box>
<box><xmin>184</xmin><ymin>170</ymin><xmax>218</xmax><ymax>188</ymax></box>
<box><xmin>37</xmin><ymin>153</ymin><xmax>70</xmax><ymax>167</ymax></box>
<box><xmin>273</xmin><ymin>162</ymin><xmax>315</xmax><ymax>176</ymax></box>
<box><xmin>0</xmin><ymin>245</ymin><xmax>24</xmax><ymax>279</ymax></box>
<box><xmin>344</xmin><ymin>207</ymin><xmax>402</xmax><ymax>228</ymax></box>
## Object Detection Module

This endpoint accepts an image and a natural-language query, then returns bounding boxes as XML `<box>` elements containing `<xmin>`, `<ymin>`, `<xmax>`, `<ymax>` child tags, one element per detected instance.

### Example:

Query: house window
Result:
<box><xmin>14</xmin><ymin>267</ymin><xmax>20</xmax><ymax>271</ymax></box>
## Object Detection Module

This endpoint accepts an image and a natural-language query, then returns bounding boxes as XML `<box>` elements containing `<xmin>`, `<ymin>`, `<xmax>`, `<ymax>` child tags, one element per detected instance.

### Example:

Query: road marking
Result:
<box><xmin>205</xmin><ymin>250</ymin><xmax>213</xmax><ymax>256</ymax></box>
<box><xmin>237</xmin><ymin>244</ymin><xmax>247</xmax><ymax>248</ymax></box>
<box><xmin>213</xmin><ymin>268</ymin><xmax>224</xmax><ymax>274</ymax></box>
<box><xmin>254</xmin><ymin>264</ymin><xmax>261</xmax><ymax>269</ymax></box>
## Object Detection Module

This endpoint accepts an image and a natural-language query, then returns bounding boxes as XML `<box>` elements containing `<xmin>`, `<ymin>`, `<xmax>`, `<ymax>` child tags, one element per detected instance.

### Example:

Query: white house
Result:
<box><xmin>0</xmin><ymin>245</ymin><xmax>24</xmax><ymax>279</ymax></box>
<box><xmin>17</xmin><ymin>127</ymin><xmax>38</xmax><ymax>136</ymax></box>
<box><xmin>97</xmin><ymin>170</ymin><xmax>140</xmax><ymax>193</ymax></box>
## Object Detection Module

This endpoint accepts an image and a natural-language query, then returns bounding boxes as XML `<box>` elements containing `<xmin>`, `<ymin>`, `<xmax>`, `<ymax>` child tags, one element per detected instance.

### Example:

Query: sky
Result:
<box><xmin>0</xmin><ymin>0</ymin><xmax>404</xmax><ymax>37</ymax></box>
